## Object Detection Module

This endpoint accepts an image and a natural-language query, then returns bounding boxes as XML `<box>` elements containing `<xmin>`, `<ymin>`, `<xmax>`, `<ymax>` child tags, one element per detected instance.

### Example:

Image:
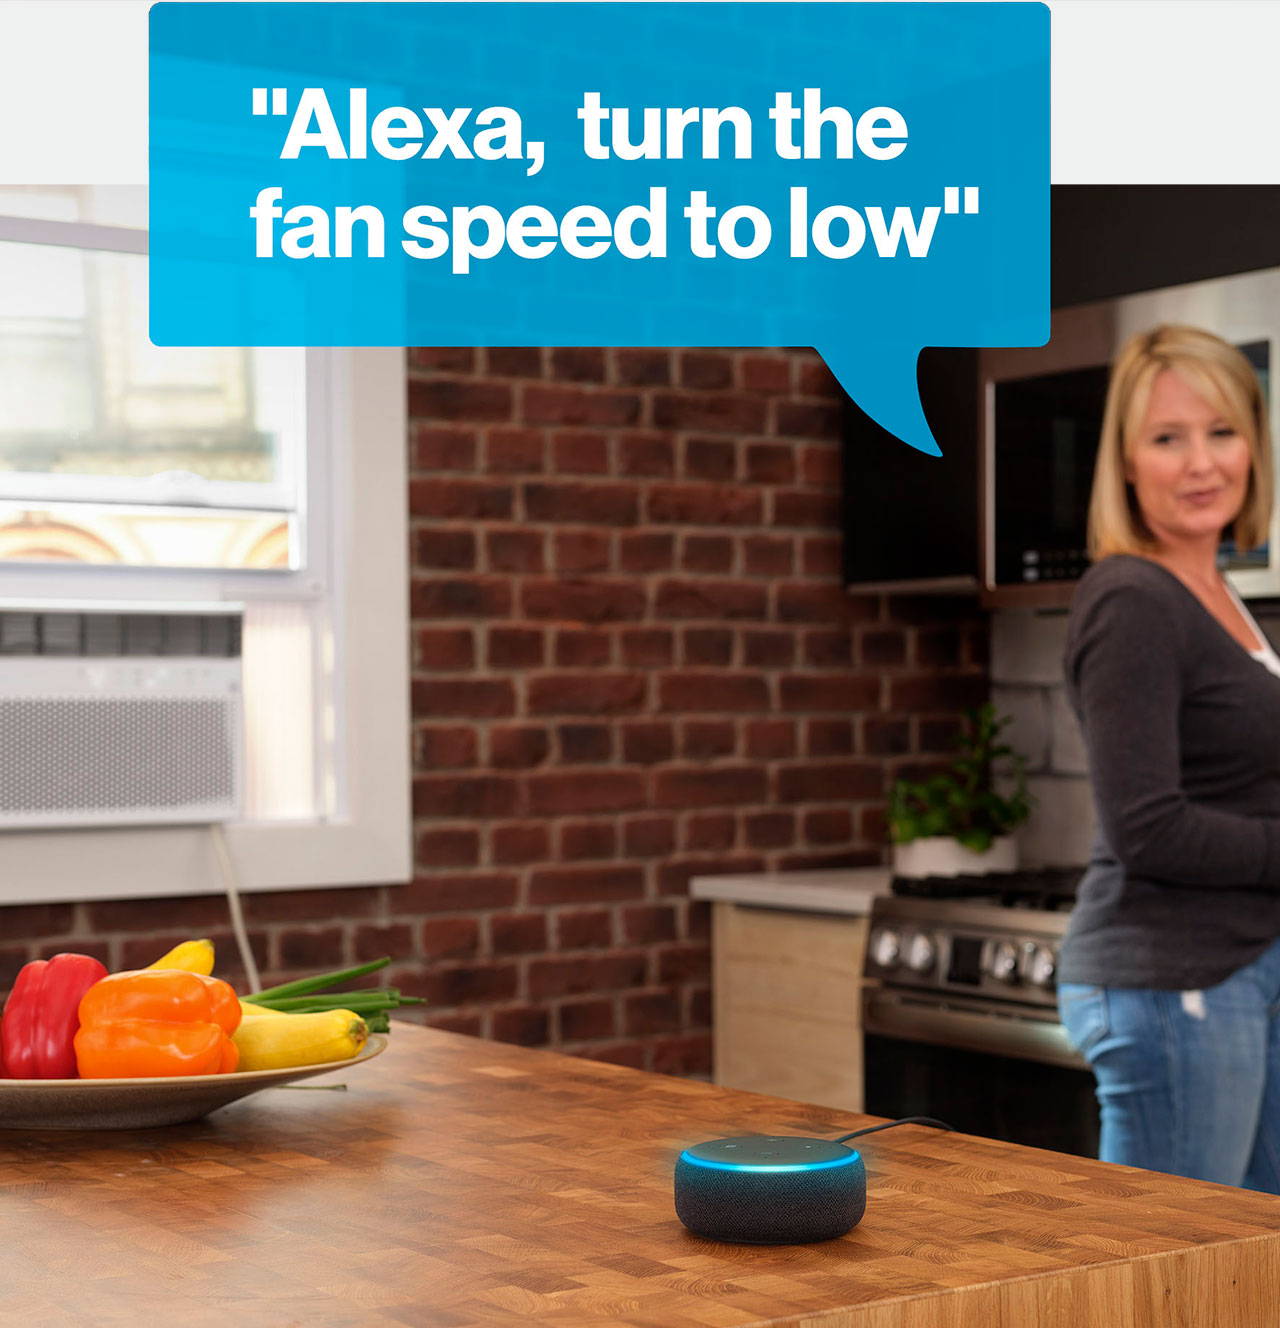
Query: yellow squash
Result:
<box><xmin>232</xmin><ymin>1010</ymin><xmax>368</xmax><ymax>1071</ymax></box>
<box><xmin>238</xmin><ymin>1000</ymin><xmax>286</xmax><ymax>1018</ymax></box>
<box><xmin>147</xmin><ymin>938</ymin><xmax>215</xmax><ymax>976</ymax></box>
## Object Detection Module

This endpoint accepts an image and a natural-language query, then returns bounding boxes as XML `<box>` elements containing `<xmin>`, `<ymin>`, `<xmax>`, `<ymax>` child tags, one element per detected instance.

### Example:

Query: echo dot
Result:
<box><xmin>674</xmin><ymin>1135</ymin><xmax>866</xmax><ymax>1244</ymax></box>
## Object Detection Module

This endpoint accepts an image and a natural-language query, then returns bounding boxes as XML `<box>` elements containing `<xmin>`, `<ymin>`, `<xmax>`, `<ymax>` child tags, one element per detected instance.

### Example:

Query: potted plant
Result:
<box><xmin>886</xmin><ymin>703</ymin><xmax>1032</xmax><ymax>876</ymax></box>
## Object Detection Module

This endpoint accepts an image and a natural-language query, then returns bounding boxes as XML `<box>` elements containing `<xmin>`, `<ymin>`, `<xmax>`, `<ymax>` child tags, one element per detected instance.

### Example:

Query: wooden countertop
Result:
<box><xmin>690</xmin><ymin>866</ymin><xmax>892</xmax><ymax>915</ymax></box>
<box><xmin>3</xmin><ymin>1023</ymin><xmax>1279</xmax><ymax>1326</ymax></box>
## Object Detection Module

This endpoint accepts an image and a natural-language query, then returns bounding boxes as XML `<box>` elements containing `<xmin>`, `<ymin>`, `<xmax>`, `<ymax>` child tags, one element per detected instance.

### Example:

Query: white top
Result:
<box><xmin>1225</xmin><ymin>578</ymin><xmax>1280</xmax><ymax>679</ymax></box>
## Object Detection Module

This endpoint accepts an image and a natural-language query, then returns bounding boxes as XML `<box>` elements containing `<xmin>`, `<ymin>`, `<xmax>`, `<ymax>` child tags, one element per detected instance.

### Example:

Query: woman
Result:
<box><xmin>1058</xmin><ymin>323</ymin><xmax>1280</xmax><ymax>1192</ymax></box>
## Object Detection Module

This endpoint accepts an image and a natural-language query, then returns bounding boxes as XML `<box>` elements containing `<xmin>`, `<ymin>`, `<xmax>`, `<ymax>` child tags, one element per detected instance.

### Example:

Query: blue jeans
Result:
<box><xmin>1059</xmin><ymin>935</ymin><xmax>1280</xmax><ymax>1193</ymax></box>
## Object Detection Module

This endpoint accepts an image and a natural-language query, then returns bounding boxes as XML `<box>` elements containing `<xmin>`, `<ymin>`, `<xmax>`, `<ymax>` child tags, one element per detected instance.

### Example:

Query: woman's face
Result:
<box><xmin>1125</xmin><ymin>368</ymin><xmax>1252</xmax><ymax>550</ymax></box>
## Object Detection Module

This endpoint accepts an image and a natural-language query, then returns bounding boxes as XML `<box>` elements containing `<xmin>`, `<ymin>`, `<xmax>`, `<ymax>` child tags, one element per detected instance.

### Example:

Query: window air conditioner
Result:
<box><xmin>0</xmin><ymin>602</ymin><xmax>243</xmax><ymax>830</ymax></box>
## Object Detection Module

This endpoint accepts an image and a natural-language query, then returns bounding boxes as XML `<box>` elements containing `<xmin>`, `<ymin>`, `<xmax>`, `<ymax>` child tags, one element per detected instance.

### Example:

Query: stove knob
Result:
<box><xmin>987</xmin><ymin>939</ymin><xmax>1020</xmax><ymax>984</ymax></box>
<box><xmin>1023</xmin><ymin>943</ymin><xmax>1057</xmax><ymax>989</ymax></box>
<box><xmin>902</xmin><ymin>930</ymin><xmax>937</xmax><ymax>974</ymax></box>
<box><xmin>868</xmin><ymin>927</ymin><xmax>901</xmax><ymax>970</ymax></box>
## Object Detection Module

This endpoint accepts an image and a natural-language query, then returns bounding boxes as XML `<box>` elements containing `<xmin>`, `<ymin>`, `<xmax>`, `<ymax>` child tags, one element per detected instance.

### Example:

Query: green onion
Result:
<box><xmin>247</xmin><ymin>957</ymin><xmax>391</xmax><ymax>1001</ymax></box>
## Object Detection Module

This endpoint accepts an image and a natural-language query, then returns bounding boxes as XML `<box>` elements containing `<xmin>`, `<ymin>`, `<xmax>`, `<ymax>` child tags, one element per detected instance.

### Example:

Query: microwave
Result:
<box><xmin>981</xmin><ymin>267</ymin><xmax>1280</xmax><ymax>607</ymax></box>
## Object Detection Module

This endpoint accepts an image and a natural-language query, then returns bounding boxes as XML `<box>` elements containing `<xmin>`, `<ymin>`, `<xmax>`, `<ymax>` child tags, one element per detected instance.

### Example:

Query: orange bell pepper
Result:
<box><xmin>74</xmin><ymin>969</ymin><xmax>242</xmax><ymax>1078</ymax></box>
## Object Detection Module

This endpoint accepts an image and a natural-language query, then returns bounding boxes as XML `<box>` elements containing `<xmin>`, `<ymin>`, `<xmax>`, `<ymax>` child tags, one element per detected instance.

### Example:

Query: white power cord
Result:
<box><xmin>211</xmin><ymin>822</ymin><xmax>261</xmax><ymax>992</ymax></box>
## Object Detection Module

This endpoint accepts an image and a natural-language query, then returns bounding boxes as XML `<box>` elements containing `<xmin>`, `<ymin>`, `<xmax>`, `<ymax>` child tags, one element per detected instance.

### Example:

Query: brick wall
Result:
<box><xmin>0</xmin><ymin>347</ymin><xmax>988</xmax><ymax>1076</ymax></box>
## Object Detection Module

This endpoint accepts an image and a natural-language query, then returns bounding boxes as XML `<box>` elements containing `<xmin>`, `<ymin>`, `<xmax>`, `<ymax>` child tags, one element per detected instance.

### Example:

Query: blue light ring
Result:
<box><xmin>677</xmin><ymin>1149</ymin><xmax>861</xmax><ymax>1173</ymax></box>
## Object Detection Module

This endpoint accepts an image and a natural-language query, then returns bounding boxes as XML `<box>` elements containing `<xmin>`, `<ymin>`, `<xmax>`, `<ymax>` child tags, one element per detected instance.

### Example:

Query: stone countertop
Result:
<box><xmin>690</xmin><ymin>866</ymin><xmax>892</xmax><ymax>916</ymax></box>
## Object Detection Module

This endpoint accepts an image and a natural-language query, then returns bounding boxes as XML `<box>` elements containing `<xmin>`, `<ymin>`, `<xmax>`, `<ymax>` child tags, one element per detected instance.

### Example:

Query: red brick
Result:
<box><xmin>888</xmin><ymin>674</ymin><xmax>988</xmax><ymax>711</ymax></box>
<box><xmin>859</xmin><ymin>628</ymin><xmax>907</xmax><ymax>668</ymax></box>
<box><xmin>624</xmin><ymin>991</ymin><xmax>682</xmax><ymax>1035</ymax></box>
<box><xmin>745</xmin><ymin>810</ymin><xmax>795</xmax><ymax>848</ymax></box>
<box><xmin>804</xmin><ymin>808</ymin><xmax>854</xmax><ymax>844</ymax></box>
<box><xmin>410</xmin><ymin>378</ymin><xmax>512</xmax><ymax>421</ymax></box>
<box><xmin>654</xmin><ymin>767</ymin><xmax>767</xmax><ymax>808</ymax></box>
<box><xmin>86</xmin><ymin>895</ymin><xmax>231</xmax><ymax>933</ymax></box>
<box><xmin>680</xmin><ymin>721</ymin><xmax>736</xmax><ymax>759</ymax></box>
<box><xmin>865</xmin><ymin>717</ymin><xmax>912</xmax><ymax>756</ymax></box>
<box><xmin>777</xmin><ymin>762</ymin><xmax>882</xmax><ymax>802</ymax></box>
<box><xmin>802</xmin><ymin>535</ymin><xmax>843</xmax><ymax>577</ymax></box>
<box><xmin>745</xmin><ymin>719</ymin><xmax>796</xmax><ymax>759</ymax></box>
<box><xmin>657</xmin><ymin>944</ymin><xmax>712</xmax><ymax>984</ymax></box>
<box><xmin>527</xmin><ymin>673</ymin><xmax>646</xmax><ymax>716</ymax></box>
<box><xmin>623</xmin><ymin>816</ymin><xmax>677</xmax><ymax>857</ymax></box>
<box><xmin>551</xmin><ymin>347</ymin><xmax>607</xmax><ymax>382</ymax></box>
<box><xmin>423</xmin><ymin>963</ymin><xmax>519</xmax><ymax>1006</ymax></box>
<box><xmin>622</xmin><ymin>905</ymin><xmax>678</xmax><ymax>944</ymax></box>
<box><xmin>51</xmin><ymin>939</ymin><xmax>113</xmax><ymax>969</ymax></box>
<box><xmin>860</xmin><ymin>804</ymin><xmax>889</xmax><ymax>843</ymax></box>
<box><xmin>413</xmin><ymin>774</ymin><xmax>519</xmax><ymax>818</ymax></box>
<box><xmin>776</xmin><ymin>400</ymin><xmax>842</xmax><ymax>440</ymax></box>
<box><xmin>657</xmin><ymin>856</ymin><xmax>764</xmax><ymax>896</ymax></box>
<box><xmin>679</xmin><ymin>351</ymin><xmax>733</xmax><ymax>389</ymax></box>
<box><xmin>392</xmin><ymin>873</ymin><xmax>517</xmax><ymax>913</ymax></box>
<box><xmin>528</xmin><ymin>953</ymin><xmax>647</xmax><ymax>998</ymax></box>
<box><xmin>581</xmin><ymin>1043</ymin><xmax>647</xmax><ymax>1069</ymax></box>
<box><xmin>614</xmin><ymin>349</ymin><xmax>672</xmax><ymax>386</ymax></box>
<box><xmin>232</xmin><ymin>887</ymin><xmax>378</xmax><ymax>925</ymax></box>
<box><xmin>491</xmin><ymin>822</ymin><xmax>552</xmax><ymax>864</ymax></box>
<box><xmin>279</xmin><ymin>927</ymin><xmax>345</xmax><ymax>969</ymax></box>
<box><xmin>805</xmin><ymin>629</ymin><xmax>855</xmax><ymax>667</ymax></box>
<box><xmin>681</xmin><ymin>628</ymin><xmax>733</xmax><ymax>666</ymax></box>
<box><xmin>774</xmin><ymin>489</ymin><xmax>841</xmax><ymax>528</ymax></box>
<box><xmin>0</xmin><ymin>903</ymin><xmax>76</xmax><ymax>939</ymax></box>
<box><xmin>802</xmin><ymin>443</ymin><xmax>842</xmax><ymax>487</ymax></box>
<box><xmin>528</xmin><ymin>865</ymin><xmax>646</xmax><ymax>906</ymax></box>
<box><xmin>779</xmin><ymin>674</ymin><xmax>880</xmax><ymax>711</ymax></box>
<box><xmin>652</xmin><ymin>393</ymin><xmax>767</xmax><ymax>434</ymax></box>
<box><xmin>688</xmin><ymin>903</ymin><xmax>712</xmax><ymax>940</ymax></box>
<box><xmin>552</xmin><ymin>431</ymin><xmax>609</xmax><ymax>474</ymax></box>
<box><xmin>886</xmin><ymin>594</ymin><xmax>979</xmax><ymax>626</ymax></box>
<box><xmin>0</xmin><ymin>948</ymin><xmax>32</xmax><ymax>991</ymax></box>
<box><xmin>743</xmin><ymin>535</ymin><xmax>794</xmax><ymax>576</ymax></box>
<box><xmin>411</xmin><ymin>425</ymin><xmax>476</xmax><ymax>471</ymax></box>
<box><xmin>355</xmin><ymin>924</ymin><xmax>415</xmax><ymax>962</ymax></box>
<box><xmin>411</xmin><ymin>577</ymin><xmax>512</xmax><ymax>619</ymax></box>
<box><xmin>409</xmin><ymin>478</ymin><xmax>513</xmax><ymax>519</ymax></box>
<box><xmin>777</xmin><ymin>583</ymin><xmax>852</xmax><ymax>624</ymax></box>
<box><xmin>917</xmin><ymin>626</ymin><xmax>963</xmax><ymax>668</ymax></box>
<box><xmin>415</xmin><ymin>627</ymin><xmax>474</xmax><ymax>671</ymax></box>
<box><xmin>807</xmin><ymin>718</ymin><xmax>855</xmax><ymax>756</ymax></box>
<box><xmin>743</xmin><ymin>630</ymin><xmax>794</xmax><ymax>668</ymax></box>
<box><xmin>491</xmin><ymin>912</ymin><xmax>549</xmax><ymax>955</ymax></box>
<box><xmin>485</xmin><ymin>428</ymin><xmax>545</xmax><ymax>473</ymax></box>
<box><xmin>620</xmin><ymin>628</ymin><xmax>674</xmax><ymax>668</ymax></box>
<box><xmin>486</xmin><ymin>529</ymin><xmax>545</xmax><ymax>573</ymax></box>
<box><xmin>556</xmin><ymin>909</ymin><xmax>614</xmax><ymax>949</ymax></box>
<box><xmin>739</xmin><ymin>354</ymin><xmax>792</xmax><ymax>394</ymax></box>
<box><xmin>408</xmin><ymin>347</ymin><xmax>475</xmax><ymax>372</ymax></box>
<box><xmin>659</xmin><ymin>673</ymin><xmax>769</xmax><ymax>712</ymax></box>
<box><xmin>415</xmin><ymin>680</ymin><xmax>514</xmax><ymax>719</ymax></box>
<box><xmin>424</xmin><ymin>1013</ymin><xmax>483</xmax><ymax>1036</ymax></box>
<box><xmin>689</xmin><ymin>979</ymin><xmax>713</xmax><ymax>1017</ymax></box>
<box><xmin>681</xmin><ymin>534</ymin><xmax>733</xmax><ymax>573</ymax></box>
<box><xmin>618</xmin><ymin>433</ymin><xmax>675</xmax><ymax>476</ymax></box>
<box><xmin>918</xmin><ymin>716</ymin><xmax>963</xmax><ymax>753</ymax></box>
<box><xmin>655</xmin><ymin>580</ymin><xmax>767</xmax><ymax>621</ymax></box>
<box><xmin>554</xmin><ymin>629</ymin><xmax>613</xmax><ymax>668</ymax></box>
<box><xmin>796</xmin><ymin>359</ymin><xmax>839</xmax><ymax>395</ymax></box>
<box><xmin>486</xmin><ymin>627</ymin><xmax>544</xmax><ymax>669</ymax></box>
<box><xmin>522</xmin><ymin>581</ymin><xmax>646</xmax><ymax>624</ymax></box>
<box><xmin>486</xmin><ymin>346</ymin><xmax>543</xmax><ymax>376</ymax></box>
<box><xmin>560</xmin><ymin>821</ymin><xmax>617</xmax><ymax>860</ymax></box>
<box><xmin>685</xmin><ymin>812</ymin><xmax>736</xmax><ymax>851</ymax></box>
<box><xmin>619</xmin><ymin>531</ymin><xmax>674</xmax><ymax>573</ymax></box>
<box><xmin>489</xmin><ymin>725</ymin><xmax>550</xmax><ymax>769</ymax></box>
<box><xmin>558</xmin><ymin>723</ymin><xmax>613</xmax><ymax>763</ymax></box>
<box><xmin>525</xmin><ymin>482</ymin><xmax>639</xmax><ymax>526</ymax></box>
<box><xmin>522</xmin><ymin>385</ymin><xmax>641</xmax><ymax>427</ymax></box>
<box><xmin>621</xmin><ymin>722</ymin><xmax>675</xmax><ymax>765</ymax></box>
<box><xmin>413</xmin><ymin>528</ymin><xmax>476</xmax><ymax>570</ymax></box>
<box><xmin>559</xmin><ymin>998</ymin><xmax>616</xmax><ymax>1040</ymax></box>
<box><xmin>650</xmin><ymin>1033</ymin><xmax>713</xmax><ymax>1077</ymax></box>
<box><xmin>647</xmin><ymin>486</ymin><xmax>762</xmax><ymax>527</ymax></box>
<box><xmin>491</xmin><ymin>1006</ymin><xmax>551</xmax><ymax>1046</ymax></box>
<box><xmin>684</xmin><ymin>438</ymin><xmax>737</xmax><ymax>481</ymax></box>
<box><xmin>416</xmin><ymin>827</ymin><xmax>481</xmax><ymax>868</ymax></box>
<box><xmin>527</xmin><ymin>770</ymin><xmax>647</xmax><ymax>815</ymax></box>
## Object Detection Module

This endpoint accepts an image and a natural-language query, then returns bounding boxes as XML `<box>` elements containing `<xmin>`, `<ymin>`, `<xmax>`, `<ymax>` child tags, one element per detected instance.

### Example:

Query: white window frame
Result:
<box><xmin>0</xmin><ymin>210</ymin><xmax>411</xmax><ymax>904</ymax></box>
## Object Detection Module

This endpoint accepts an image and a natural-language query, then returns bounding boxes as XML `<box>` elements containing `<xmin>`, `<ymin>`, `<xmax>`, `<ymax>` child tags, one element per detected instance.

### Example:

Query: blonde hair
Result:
<box><xmin>1087</xmin><ymin>323</ymin><xmax>1272</xmax><ymax>558</ymax></box>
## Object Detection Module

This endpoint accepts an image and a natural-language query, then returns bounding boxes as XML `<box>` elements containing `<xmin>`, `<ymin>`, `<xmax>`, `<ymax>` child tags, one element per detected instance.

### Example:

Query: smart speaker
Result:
<box><xmin>674</xmin><ymin>1135</ymin><xmax>866</xmax><ymax>1244</ymax></box>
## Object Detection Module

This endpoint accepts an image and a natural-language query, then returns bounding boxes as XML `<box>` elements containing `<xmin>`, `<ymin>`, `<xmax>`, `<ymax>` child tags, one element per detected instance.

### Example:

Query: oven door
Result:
<box><xmin>863</xmin><ymin>989</ymin><xmax>1100</xmax><ymax>1158</ymax></box>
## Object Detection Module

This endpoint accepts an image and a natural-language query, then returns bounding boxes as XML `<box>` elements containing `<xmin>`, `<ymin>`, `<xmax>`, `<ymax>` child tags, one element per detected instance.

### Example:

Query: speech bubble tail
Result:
<box><xmin>819</xmin><ymin>342</ymin><xmax>941</xmax><ymax>458</ymax></box>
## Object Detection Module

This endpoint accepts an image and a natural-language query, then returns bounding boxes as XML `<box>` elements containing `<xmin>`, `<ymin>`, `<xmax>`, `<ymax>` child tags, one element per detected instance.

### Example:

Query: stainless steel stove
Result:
<box><xmin>862</xmin><ymin>868</ymin><xmax>1099</xmax><ymax>1157</ymax></box>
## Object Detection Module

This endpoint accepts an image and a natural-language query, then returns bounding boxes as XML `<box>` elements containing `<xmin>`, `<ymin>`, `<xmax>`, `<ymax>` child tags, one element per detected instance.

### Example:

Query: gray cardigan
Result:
<box><xmin>1059</xmin><ymin>554</ymin><xmax>1280</xmax><ymax>990</ymax></box>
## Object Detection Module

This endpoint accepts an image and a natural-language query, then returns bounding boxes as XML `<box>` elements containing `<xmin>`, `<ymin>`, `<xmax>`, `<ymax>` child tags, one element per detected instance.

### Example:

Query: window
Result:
<box><xmin>0</xmin><ymin>187</ymin><xmax>411</xmax><ymax>903</ymax></box>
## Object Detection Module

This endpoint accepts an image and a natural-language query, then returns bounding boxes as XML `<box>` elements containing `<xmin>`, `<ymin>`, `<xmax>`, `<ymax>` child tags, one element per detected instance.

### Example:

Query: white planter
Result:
<box><xmin>892</xmin><ymin>835</ymin><xmax>1018</xmax><ymax>878</ymax></box>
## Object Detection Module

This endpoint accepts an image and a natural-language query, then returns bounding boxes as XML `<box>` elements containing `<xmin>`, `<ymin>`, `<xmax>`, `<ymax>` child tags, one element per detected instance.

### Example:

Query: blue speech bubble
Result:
<box><xmin>150</xmin><ymin>2</ymin><xmax>1048</xmax><ymax>455</ymax></box>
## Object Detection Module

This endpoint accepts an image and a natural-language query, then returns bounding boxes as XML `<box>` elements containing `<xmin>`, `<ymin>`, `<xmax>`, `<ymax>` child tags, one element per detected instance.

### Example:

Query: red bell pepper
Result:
<box><xmin>1</xmin><ymin>953</ymin><xmax>108</xmax><ymax>1078</ymax></box>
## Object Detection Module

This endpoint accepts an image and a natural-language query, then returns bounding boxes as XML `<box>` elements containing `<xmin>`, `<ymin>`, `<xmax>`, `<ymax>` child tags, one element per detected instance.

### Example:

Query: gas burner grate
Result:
<box><xmin>891</xmin><ymin>866</ymin><xmax>1083</xmax><ymax>911</ymax></box>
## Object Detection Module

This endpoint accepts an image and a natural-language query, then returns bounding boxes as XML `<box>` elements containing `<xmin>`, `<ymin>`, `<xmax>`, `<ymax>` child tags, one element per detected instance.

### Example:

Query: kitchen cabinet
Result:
<box><xmin>694</xmin><ymin>867</ymin><xmax>890</xmax><ymax>1113</ymax></box>
<box><xmin>6</xmin><ymin>1022</ymin><xmax>1280</xmax><ymax>1326</ymax></box>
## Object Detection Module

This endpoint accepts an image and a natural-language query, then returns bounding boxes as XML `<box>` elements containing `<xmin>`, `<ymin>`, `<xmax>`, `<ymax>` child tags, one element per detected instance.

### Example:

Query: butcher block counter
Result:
<box><xmin>3</xmin><ymin>1023</ymin><xmax>1279</xmax><ymax>1327</ymax></box>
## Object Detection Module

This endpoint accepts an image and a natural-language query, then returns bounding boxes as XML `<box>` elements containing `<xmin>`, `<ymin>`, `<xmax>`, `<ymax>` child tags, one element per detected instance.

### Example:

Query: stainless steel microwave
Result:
<box><xmin>981</xmin><ymin>267</ymin><xmax>1280</xmax><ymax>608</ymax></box>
